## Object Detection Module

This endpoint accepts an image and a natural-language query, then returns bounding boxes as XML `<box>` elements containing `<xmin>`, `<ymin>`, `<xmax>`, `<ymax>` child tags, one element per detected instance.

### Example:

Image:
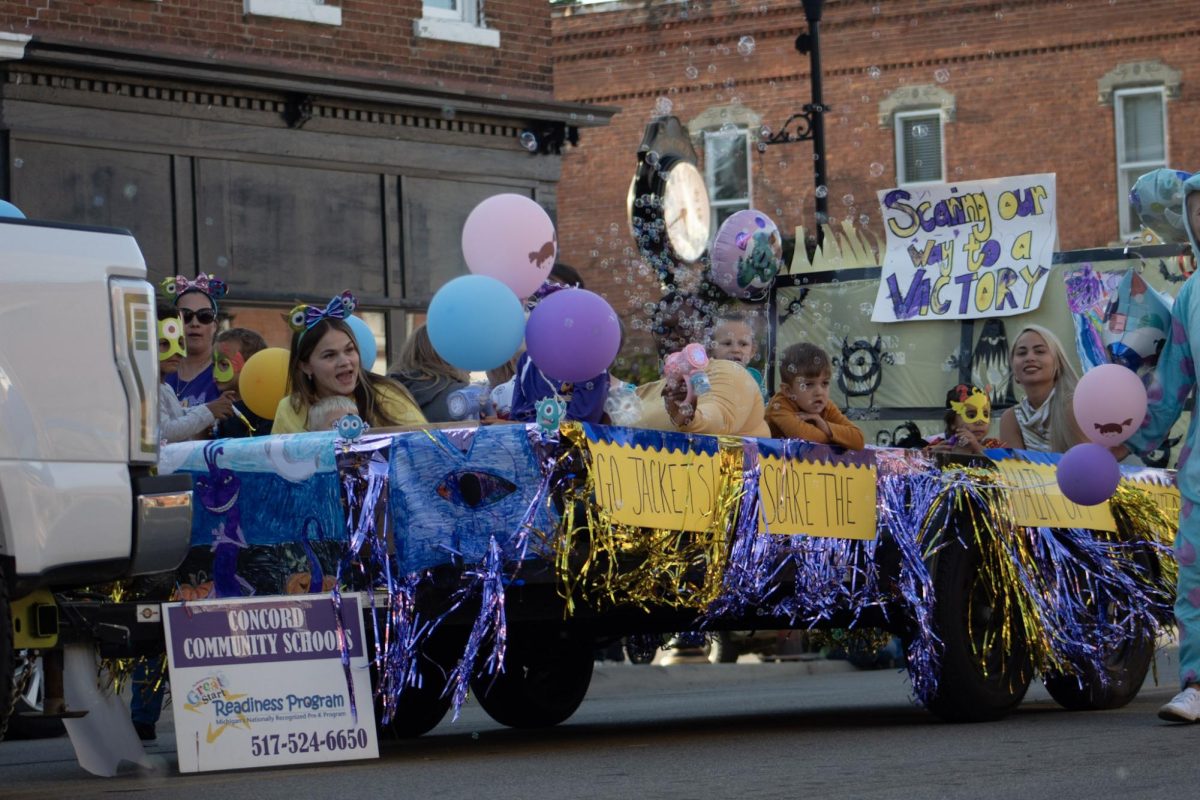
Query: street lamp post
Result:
<box><xmin>759</xmin><ymin>0</ymin><xmax>828</xmax><ymax>246</ymax></box>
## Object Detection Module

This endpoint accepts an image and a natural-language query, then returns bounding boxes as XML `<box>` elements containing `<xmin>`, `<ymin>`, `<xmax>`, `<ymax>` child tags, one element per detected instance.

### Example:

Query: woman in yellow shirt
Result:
<box><xmin>271</xmin><ymin>293</ymin><xmax>426</xmax><ymax>434</ymax></box>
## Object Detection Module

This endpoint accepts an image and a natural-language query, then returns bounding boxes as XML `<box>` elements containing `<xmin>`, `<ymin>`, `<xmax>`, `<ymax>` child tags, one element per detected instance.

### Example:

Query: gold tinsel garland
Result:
<box><xmin>550</xmin><ymin>426</ymin><xmax>747</xmax><ymax>614</ymax></box>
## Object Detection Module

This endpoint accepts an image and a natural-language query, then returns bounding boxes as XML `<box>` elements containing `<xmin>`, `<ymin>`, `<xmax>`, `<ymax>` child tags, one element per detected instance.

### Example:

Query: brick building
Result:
<box><xmin>0</xmin><ymin>0</ymin><xmax>611</xmax><ymax>356</ymax></box>
<box><xmin>553</xmin><ymin>0</ymin><xmax>1200</xmax><ymax>338</ymax></box>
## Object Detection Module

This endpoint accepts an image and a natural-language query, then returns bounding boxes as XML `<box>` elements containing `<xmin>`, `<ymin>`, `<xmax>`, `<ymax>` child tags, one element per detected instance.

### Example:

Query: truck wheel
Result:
<box><xmin>5</xmin><ymin>653</ymin><xmax>66</xmax><ymax>740</ymax></box>
<box><xmin>924</xmin><ymin>534</ymin><xmax>1032</xmax><ymax>722</ymax></box>
<box><xmin>471</xmin><ymin>628</ymin><xmax>593</xmax><ymax>729</ymax></box>
<box><xmin>0</xmin><ymin>568</ymin><xmax>11</xmax><ymax>739</ymax></box>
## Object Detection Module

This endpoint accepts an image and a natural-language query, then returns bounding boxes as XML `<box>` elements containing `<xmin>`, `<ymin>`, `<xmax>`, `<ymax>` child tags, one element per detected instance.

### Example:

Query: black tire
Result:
<box><xmin>471</xmin><ymin>628</ymin><xmax>594</xmax><ymax>729</ymax></box>
<box><xmin>5</xmin><ymin>654</ymin><xmax>66</xmax><ymax>740</ymax></box>
<box><xmin>1042</xmin><ymin>623</ymin><xmax>1155</xmax><ymax>711</ymax></box>
<box><xmin>924</xmin><ymin>533</ymin><xmax>1032</xmax><ymax>722</ymax></box>
<box><xmin>375</xmin><ymin>630</ymin><xmax>459</xmax><ymax>738</ymax></box>
<box><xmin>706</xmin><ymin>631</ymin><xmax>739</xmax><ymax>664</ymax></box>
<box><xmin>623</xmin><ymin>636</ymin><xmax>658</xmax><ymax>665</ymax></box>
<box><xmin>0</xmin><ymin>567</ymin><xmax>11</xmax><ymax>740</ymax></box>
<box><xmin>1041</xmin><ymin>544</ymin><xmax>1160</xmax><ymax>712</ymax></box>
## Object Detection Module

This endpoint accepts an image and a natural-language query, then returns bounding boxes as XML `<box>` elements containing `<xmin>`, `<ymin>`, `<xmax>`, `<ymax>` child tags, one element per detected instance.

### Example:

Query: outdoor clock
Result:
<box><xmin>628</xmin><ymin>117</ymin><xmax>712</xmax><ymax>282</ymax></box>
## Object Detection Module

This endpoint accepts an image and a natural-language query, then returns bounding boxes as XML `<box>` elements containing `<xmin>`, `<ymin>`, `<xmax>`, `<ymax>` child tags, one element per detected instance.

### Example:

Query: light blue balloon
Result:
<box><xmin>0</xmin><ymin>200</ymin><xmax>26</xmax><ymax>219</ymax></box>
<box><xmin>427</xmin><ymin>275</ymin><xmax>525</xmax><ymax>372</ymax></box>
<box><xmin>345</xmin><ymin>315</ymin><xmax>377</xmax><ymax>371</ymax></box>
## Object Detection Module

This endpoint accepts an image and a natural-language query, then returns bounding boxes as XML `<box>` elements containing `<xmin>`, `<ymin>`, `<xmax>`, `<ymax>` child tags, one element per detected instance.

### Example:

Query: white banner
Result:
<box><xmin>871</xmin><ymin>173</ymin><xmax>1057</xmax><ymax>322</ymax></box>
<box><xmin>163</xmin><ymin>592</ymin><xmax>378</xmax><ymax>773</ymax></box>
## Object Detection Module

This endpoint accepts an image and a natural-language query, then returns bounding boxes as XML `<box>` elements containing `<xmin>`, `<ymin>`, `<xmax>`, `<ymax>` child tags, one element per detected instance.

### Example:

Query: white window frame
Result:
<box><xmin>894</xmin><ymin>109</ymin><xmax>945</xmax><ymax>187</ymax></box>
<box><xmin>1115</xmin><ymin>86</ymin><xmax>1169</xmax><ymax>239</ymax></box>
<box><xmin>244</xmin><ymin>0</ymin><xmax>341</xmax><ymax>26</ymax></box>
<box><xmin>415</xmin><ymin>0</ymin><xmax>500</xmax><ymax>47</ymax></box>
<box><xmin>702</xmin><ymin>127</ymin><xmax>752</xmax><ymax>233</ymax></box>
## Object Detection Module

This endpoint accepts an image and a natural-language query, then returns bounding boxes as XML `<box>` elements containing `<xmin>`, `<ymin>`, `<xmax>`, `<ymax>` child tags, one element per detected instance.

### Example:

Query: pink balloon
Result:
<box><xmin>461</xmin><ymin>194</ymin><xmax>557</xmax><ymax>299</ymax></box>
<box><xmin>1073</xmin><ymin>363</ymin><xmax>1147</xmax><ymax>446</ymax></box>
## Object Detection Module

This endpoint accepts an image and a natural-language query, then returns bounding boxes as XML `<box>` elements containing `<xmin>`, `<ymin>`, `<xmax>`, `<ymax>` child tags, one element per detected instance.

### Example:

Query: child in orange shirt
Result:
<box><xmin>766</xmin><ymin>342</ymin><xmax>865</xmax><ymax>449</ymax></box>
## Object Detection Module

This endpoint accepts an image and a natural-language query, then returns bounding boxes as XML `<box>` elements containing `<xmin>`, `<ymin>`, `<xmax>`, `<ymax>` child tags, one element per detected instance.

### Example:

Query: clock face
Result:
<box><xmin>661</xmin><ymin>161</ymin><xmax>712</xmax><ymax>263</ymax></box>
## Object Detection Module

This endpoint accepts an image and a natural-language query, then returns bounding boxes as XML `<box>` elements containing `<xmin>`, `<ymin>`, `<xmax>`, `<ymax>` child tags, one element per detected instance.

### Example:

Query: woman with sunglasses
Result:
<box><xmin>160</xmin><ymin>274</ymin><xmax>226</xmax><ymax>410</ymax></box>
<box><xmin>272</xmin><ymin>292</ymin><xmax>426</xmax><ymax>434</ymax></box>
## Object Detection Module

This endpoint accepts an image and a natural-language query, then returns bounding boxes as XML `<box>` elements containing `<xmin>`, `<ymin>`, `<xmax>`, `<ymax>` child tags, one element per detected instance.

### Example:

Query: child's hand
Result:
<box><xmin>206</xmin><ymin>391</ymin><xmax>237</xmax><ymax>421</ymax></box>
<box><xmin>661</xmin><ymin>376</ymin><xmax>694</xmax><ymax>428</ymax></box>
<box><xmin>952</xmin><ymin>426</ymin><xmax>984</xmax><ymax>454</ymax></box>
<box><xmin>800</xmin><ymin>412</ymin><xmax>831</xmax><ymax>436</ymax></box>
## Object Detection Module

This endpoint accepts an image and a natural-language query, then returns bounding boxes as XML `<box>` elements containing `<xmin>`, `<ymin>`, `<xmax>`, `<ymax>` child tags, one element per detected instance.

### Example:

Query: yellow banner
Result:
<box><xmin>590</xmin><ymin>439</ymin><xmax>724</xmax><ymax>532</ymax></box>
<box><xmin>758</xmin><ymin>455</ymin><xmax>877</xmax><ymax>539</ymax></box>
<box><xmin>995</xmin><ymin>460</ymin><xmax>1117</xmax><ymax>531</ymax></box>
<box><xmin>1130</xmin><ymin>480</ymin><xmax>1181</xmax><ymax>523</ymax></box>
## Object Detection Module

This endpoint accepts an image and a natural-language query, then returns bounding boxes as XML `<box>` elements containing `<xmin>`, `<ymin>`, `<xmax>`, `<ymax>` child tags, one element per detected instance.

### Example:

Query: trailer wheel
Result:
<box><xmin>923</xmin><ymin>534</ymin><xmax>1032</xmax><ymax>722</ymax></box>
<box><xmin>376</xmin><ymin>630</ymin><xmax>458</xmax><ymax>738</ymax></box>
<box><xmin>471</xmin><ymin>628</ymin><xmax>593</xmax><ymax>729</ymax></box>
<box><xmin>1043</xmin><ymin>622</ymin><xmax>1155</xmax><ymax>711</ymax></box>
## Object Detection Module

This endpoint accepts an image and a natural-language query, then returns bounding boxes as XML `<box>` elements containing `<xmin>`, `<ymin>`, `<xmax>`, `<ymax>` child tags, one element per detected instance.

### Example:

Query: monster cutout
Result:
<box><xmin>835</xmin><ymin>336</ymin><xmax>893</xmax><ymax>408</ymax></box>
<box><xmin>193</xmin><ymin>441</ymin><xmax>251</xmax><ymax>598</ymax></box>
<box><xmin>389</xmin><ymin>425</ymin><xmax>551</xmax><ymax>574</ymax></box>
<box><xmin>971</xmin><ymin>318</ymin><xmax>1015</xmax><ymax>408</ymax></box>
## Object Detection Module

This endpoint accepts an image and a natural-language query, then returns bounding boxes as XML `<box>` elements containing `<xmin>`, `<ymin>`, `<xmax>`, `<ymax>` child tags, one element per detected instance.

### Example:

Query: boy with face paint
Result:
<box><xmin>926</xmin><ymin>384</ymin><xmax>1006</xmax><ymax>455</ymax></box>
<box><xmin>156</xmin><ymin>304</ymin><xmax>235</xmax><ymax>443</ymax></box>
<box><xmin>213</xmin><ymin>327</ymin><xmax>271</xmax><ymax>438</ymax></box>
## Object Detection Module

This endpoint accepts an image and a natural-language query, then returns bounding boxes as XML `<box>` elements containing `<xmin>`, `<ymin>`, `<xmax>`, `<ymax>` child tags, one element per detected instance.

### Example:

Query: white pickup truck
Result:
<box><xmin>0</xmin><ymin>216</ymin><xmax>193</xmax><ymax>738</ymax></box>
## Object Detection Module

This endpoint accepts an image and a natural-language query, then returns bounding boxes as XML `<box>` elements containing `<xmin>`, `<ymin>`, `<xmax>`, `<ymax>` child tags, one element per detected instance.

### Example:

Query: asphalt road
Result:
<box><xmin>0</xmin><ymin>649</ymin><xmax>1189</xmax><ymax>800</ymax></box>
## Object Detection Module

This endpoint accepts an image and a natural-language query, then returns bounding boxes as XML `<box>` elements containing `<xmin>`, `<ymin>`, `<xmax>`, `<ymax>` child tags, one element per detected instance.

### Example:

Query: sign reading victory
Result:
<box><xmin>872</xmin><ymin>173</ymin><xmax>1057</xmax><ymax>322</ymax></box>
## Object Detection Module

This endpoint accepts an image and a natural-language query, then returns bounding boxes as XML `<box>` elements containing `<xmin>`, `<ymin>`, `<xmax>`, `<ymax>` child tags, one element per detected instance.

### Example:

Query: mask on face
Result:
<box><xmin>949</xmin><ymin>385</ymin><xmax>991</xmax><ymax>425</ymax></box>
<box><xmin>158</xmin><ymin>318</ymin><xmax>186</xmax><ymax>361</ymax></box>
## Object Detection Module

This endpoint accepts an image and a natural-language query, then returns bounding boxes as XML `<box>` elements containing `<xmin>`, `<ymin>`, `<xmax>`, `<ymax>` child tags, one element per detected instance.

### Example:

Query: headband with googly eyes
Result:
<box><xmin>161</xmin><ymin>274</ymin><xmax>227</xmax><ymax>306</ymax></box>
<box><xmin>288</xmin><ymin>291</ymin><xmax>357</xmax><ymax>333</ymax></box>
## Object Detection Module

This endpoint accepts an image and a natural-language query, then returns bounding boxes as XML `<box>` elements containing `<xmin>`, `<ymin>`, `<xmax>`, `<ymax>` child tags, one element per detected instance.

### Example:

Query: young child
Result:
<box><xmin>157</xmin><ymin>304</ymin><xmax>235</xmax><ymax>443</ymax></box>
<box><xmin>709</xmin><ymin>312</ymin><xmax>768</xmax><ymax>401</ymax></box>
<box><xmin>765</xmin><ymin>342</ymin><xmax>865</xmax><ymax>449</ymax></box>
<box><xmin>925</xmin><ymin>383</ymin><xmax>1006</xmax><ymax>455</ymax></box>
<box><xmin>213</xmin><ymin>327</ymin><xmax>271</xmax><ymax>438</ymax></box>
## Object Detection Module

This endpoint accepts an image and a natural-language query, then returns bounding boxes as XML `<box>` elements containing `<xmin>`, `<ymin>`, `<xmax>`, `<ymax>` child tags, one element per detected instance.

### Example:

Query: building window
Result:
<box><xmin>243</xmin><ymin>0</ymin><xmax>341</xmax><ymax>26</ymax></box>
<box><xmin>702</xmin><ymin>127</ymin><xmax>751</xmax><ymax>231</ymax></box>
<box><xmin>1115</xmin><ymin>86</ymin><xmax>1168</xmax><ymax>238</ymax></box>
<box><xmin>894</xmin><ymin>110</ymin><xmax>944</xmax><ymax>185</ymax></box>
<box><xmin>416</xmin><ymin>0</ymin><xmax>500</xmax><ymax>47</ymax></box>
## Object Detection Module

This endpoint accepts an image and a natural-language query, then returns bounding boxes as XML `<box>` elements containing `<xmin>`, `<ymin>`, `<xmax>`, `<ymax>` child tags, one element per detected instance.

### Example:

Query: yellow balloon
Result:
<box><xmin>239</xmin><ymin>347</ymin><xmax>290</xmax><ymax>420</ymax></box>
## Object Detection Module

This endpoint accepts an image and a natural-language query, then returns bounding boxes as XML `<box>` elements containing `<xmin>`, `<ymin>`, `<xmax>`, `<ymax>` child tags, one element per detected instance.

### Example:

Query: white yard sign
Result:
<box><xmin>871</xmin><ymin>173</ymin><xmax>1058</xmax><ymax>322</ymax></box>
<box><xmin>163</xmin><ymin>592</ymin><xmax>378</xmax><ymax>773</ymax></box>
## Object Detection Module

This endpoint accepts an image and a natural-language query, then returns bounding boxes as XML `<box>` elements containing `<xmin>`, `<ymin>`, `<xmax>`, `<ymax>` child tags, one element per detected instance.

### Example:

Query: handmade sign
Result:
<box><xmin>757</xmin><ymin>441</ymin><xmax>877</xmax><ymax>539</ymax></box>
<box><xmin>873</xmin><ymin>173</ymin><xmax>1057</xmax><ymax>322</ymax></box>
<box><xmin>588</xmin><ymin>431</ymin><xmax>724</xmax><ymax>531</ymax></box>
<box><xmin>163</xmin><ymin>592</ymin><xmax>377</xmax><ymax>773</ymax></box>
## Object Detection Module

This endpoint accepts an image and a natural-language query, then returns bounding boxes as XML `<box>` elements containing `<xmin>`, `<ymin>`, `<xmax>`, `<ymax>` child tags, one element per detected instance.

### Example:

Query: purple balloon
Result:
<box><xmin>525</xmin><ymin>289</ymin><xmax>621</xmax><ymax>383</ymax></box>
<box><xmin>1056</xmin><ymin>443</ymin><xmax>1121</xmax><ymax>506</ymax></box>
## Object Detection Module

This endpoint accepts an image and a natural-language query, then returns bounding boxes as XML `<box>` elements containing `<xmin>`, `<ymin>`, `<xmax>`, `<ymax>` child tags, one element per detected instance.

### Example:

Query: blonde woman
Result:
<box><xmin>998</xmin><ymin>324</ymin><xmax>1085</xmax><ymax>453</ymax></box>
<box><xmin>388</xmin><ymin>324</ymin><xmax>470</xmax><ymax>423</ymax></box>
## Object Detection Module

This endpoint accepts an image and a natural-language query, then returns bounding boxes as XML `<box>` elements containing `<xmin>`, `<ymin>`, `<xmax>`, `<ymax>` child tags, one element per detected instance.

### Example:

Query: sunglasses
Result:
<box><xmin>180</xmin><ymin>308</ymin><xmax>217</xmax><ymax>325</ymax></box>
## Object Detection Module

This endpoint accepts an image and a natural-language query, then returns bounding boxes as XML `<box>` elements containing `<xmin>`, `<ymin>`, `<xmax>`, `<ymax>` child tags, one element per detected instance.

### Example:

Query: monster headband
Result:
<box><xmin>158</xmin><ymin>317</ymin><xmax>186</xmax><ymax>362</ymax></box>
<box><xmin>161</xmin><ymin>274</ymin><xmax>228</xmax><ymax>306</ymax></box>
<box><xmin>948</xmin><ymin>385</ymin><xmax>991</xmax><ymax>424</ymax></box>
<box><xmin>288</xmin><ymin>291</ymin><xmax>357</xmax><ymax>334</ymax></box>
